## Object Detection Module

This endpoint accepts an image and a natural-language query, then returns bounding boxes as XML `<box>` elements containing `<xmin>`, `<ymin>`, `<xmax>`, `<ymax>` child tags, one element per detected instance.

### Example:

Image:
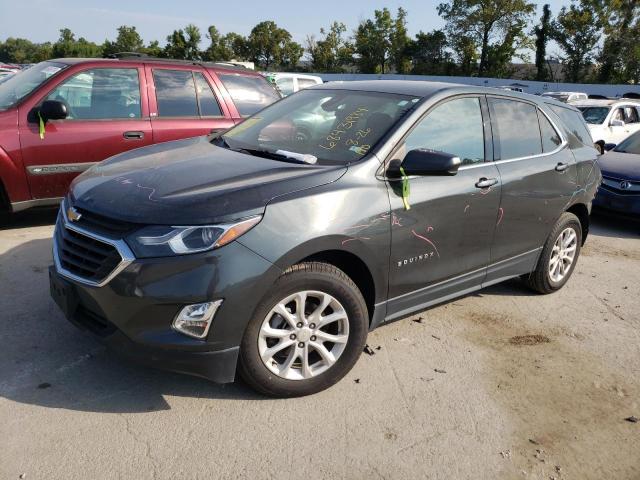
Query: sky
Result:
<box><xmin>0</xmin><ymin>0</ymin><xmax>572</xmax><ymax>55</ymax></box>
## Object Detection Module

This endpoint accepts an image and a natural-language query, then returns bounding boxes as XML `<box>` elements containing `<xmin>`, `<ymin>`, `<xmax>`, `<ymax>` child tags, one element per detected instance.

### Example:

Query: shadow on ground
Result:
<box><xmin>0</xmin><ymin>237</ymin><xmax>265</xmax><ymax>415</ymax></box>
<box><xmin>1</xmin><ymin>208</ymin><xmax>58</xmax><ymax>231</ymax></box>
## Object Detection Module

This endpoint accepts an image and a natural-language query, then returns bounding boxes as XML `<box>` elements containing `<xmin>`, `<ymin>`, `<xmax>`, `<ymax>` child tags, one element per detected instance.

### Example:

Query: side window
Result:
<box><xmin>538</xmin><ymin>110</ymin><xmax>562</xmax><ymax>153</ymax></box>
<box><xmin>403</xmin><ymin>97</ymin><xmax>485</xmax><ymax>165</ymax></box>
<box><xmin>153</xmin><ymin>69</ymin><xmax>198</xmax><ymax>117</ymax></box>
<box><xmin>193</xmin><ymin>72</ymin><xmax>222</xmax><ymax>117</ymax></box>
<box><xmin>275</xmin><ymin>77</ymin><xmax>295</xmax><ymax>96</ymax></box>
<box><xmin>624</xmin><ymin>107</ymin><xmax>639</xmax><ymax>124</ymax></box>
<box><xmin>548</xmin><ymin>104</ymin><xmax>593</xmax><ymax>145</ymax></box>
<box><xmin>489</xmin><ymin>98</ymin><xmax>542</xmax><ymax>159</ymax></box>
<box><xmin>217</xmin><ymin>73</ymin><xmax>281</xmax><ymax>116</ymax></box>
<box><xmin>613</xmin><ymin>108</ymin><xmax>625</xmax><ymax>122</ymax></box>
<box><xmin>46</xmin><ymin>68</ymin><xmax>141</xmax><ymax>120</ymax></box>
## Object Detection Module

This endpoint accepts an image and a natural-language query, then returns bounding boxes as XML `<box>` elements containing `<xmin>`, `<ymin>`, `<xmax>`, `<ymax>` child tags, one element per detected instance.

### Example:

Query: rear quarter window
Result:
<box><xmin>547</xmin><ymin>104</ymin><xmax>593</xmax><ymax>146</ymax></box>
<box><xmin>217</xmin><ymin>73</ymin><xmax>280</xmax><ymax>116</ymax></box>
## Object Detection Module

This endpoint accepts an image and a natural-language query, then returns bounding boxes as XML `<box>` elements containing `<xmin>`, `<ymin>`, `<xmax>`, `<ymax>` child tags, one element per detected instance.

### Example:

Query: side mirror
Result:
<box><xmin>400</xmin><ymin>149</ymin><xmax>462</xmax><ymax>176</ymax></box>
<box><xmin>610</xmin><ymin>119</ymin><xmax>625</xmax><ymax>127</ymax></box>
<box><xmin>38</xmin><ymin>100</ymin><xmax>67</xmax><ymax>122</ymax></box>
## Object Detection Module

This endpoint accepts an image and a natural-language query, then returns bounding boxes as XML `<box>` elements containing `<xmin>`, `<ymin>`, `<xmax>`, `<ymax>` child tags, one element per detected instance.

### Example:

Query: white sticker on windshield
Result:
<box><xmin>398</xmin><ymin>100</ymin><xmax>408</xmax><ymax>106</ymax></box>
<box><xmin>42</xmin><ymin>66</ymin><xmax>62</xmax><ymax>77</ymax></box>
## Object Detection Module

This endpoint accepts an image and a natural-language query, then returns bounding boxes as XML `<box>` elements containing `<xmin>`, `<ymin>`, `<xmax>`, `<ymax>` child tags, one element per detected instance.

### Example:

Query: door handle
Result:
<box><xmin>123</xmin><ymin>131</ymin><xmax>144</xmax><ymax>140</ymax></box>
<box><xmin>555</xmin><ymin>162</ymin><xmax>569</xmax><ymax>172</ymax></box>
<box><xmin>475</xmin><ymin>177</ymin><xmax>499</xmax><ymax>188</ymax></box>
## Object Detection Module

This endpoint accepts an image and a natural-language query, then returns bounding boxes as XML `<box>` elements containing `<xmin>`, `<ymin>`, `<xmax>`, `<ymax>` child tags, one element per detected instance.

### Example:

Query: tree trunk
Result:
<box><xmin>479</xmin><ymin>28</ymin><xmax>489</xmax><ymax>76</ymax></box>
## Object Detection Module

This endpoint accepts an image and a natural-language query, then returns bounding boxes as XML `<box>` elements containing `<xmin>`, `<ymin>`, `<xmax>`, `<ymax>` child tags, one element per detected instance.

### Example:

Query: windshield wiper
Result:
<box><xmin>236</xmin><ymin>148</ymin><xmax>317</xmax><ymax>165</ymax></box>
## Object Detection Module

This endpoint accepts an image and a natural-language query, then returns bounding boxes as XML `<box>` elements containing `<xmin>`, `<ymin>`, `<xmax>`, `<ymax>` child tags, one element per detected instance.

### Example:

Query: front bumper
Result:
<box><xmin>593</xmin><ymin>184</ymin><xmax>640</xmax><ymax>217</ymax></box>
<box><xmin>49</xmin><ymin>237</ymin><xmax>280</xmax><ymax>383</ymax></box>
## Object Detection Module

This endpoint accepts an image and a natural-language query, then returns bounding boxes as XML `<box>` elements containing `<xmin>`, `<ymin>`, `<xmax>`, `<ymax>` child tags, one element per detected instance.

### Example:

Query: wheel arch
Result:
<box><xmin>296</xmin><ymin>249</ymin><xmax>378</xmax><ymax>326</ymax></box>
<box><xmin>566</xmin><ymin>202</ymin><xmax>589</xmax><ymax>245</ymax></box>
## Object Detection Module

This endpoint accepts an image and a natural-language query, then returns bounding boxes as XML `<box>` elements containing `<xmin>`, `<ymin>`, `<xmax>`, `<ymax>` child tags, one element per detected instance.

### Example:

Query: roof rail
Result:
<box><xmin>108</xmin><ymin>52</ymin><xmax>248</xmax><ymax>70</ymax></box>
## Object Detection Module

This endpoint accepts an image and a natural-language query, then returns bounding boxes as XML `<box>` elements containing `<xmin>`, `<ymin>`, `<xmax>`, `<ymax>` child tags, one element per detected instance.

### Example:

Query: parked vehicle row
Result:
<box><xmin>49</xmin><ymin>81</ymin><xmax>600</xmax><ymax>396</ymax></box>
<box><xmin>573</xmin><ymin>99</ymin><xmax>640</xmax><ymax>154</ymax></box>
<box><xmin>0</xmin><ymin>57</ymin><xmax>280</xmax><ymax>216</ymax></box>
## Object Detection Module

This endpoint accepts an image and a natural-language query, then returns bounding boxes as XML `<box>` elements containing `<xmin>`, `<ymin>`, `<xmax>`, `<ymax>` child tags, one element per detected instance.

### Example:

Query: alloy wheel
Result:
<box><xmin>258</xmin><ymin>290</ymin><xmax>350</xmax><ymax>380</ymax></box>
<box><xmin>549</xmin><ymin>227</ymin><xmax>578</xmax><ymax>282</ymax></box>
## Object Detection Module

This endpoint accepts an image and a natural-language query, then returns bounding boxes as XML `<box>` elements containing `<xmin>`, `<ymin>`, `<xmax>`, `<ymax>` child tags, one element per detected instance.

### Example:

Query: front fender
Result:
<box><xmin>0</xmin><ymin>144</ymin><xmax>30</xmax><ymax>204</ymax></box>
<box><xmin>238</xmin><ymin>176</ymin><xmax>391</xmax><ymax>306</ymax></box>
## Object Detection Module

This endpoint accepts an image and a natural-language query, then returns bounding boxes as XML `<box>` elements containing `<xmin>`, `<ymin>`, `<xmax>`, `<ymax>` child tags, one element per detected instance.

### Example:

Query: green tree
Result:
<box><xmin>51</xmin><ymin>29</ymin><xmax>101</xmax><ymax>58</ymax></box>
<box><xmin>306</xmin><ymin>22</ymin><xmax>353</xmax><ymax>72</ymax></box>
<box><xmin>551</xmin><ymin>4</ymin><xmax>600</xmax><ymax>83</ymax></box>
<box><xmin>591</xmin><ymin>0</ymin><xmax>640</xmax><ymax>83</ymax></box>
<box><xmin>437</xmin><ymin>0</ymin><xmax>535</xmax><ymax>77</ymax></box>
<box><xmin>407</xmin><ymin>30</ymin><xmax>455</xmax><ymax>75</ymax></box>
<box><xmin>354</xmin><ymin>8</ymin><xmax>397</xmax><ymax>73</ymax></box>
<box><xmin>247</xmin><ymin>21</ymin><xmax>302</xmax><ymax>69</ymax></box>
<box><xmin>141</xmin><ymin>40</ymin><xmax>164</xmax><ymax>58</ymax></box>
<box><xmin>0</xmin><ymin>38</ymin><xmax>39</xmax><ymax>63</ymax></box>
<box><xmin>102</xmin><ymin>25</ymin><xmax>144</xmax><ymax>57</ymax></box>
<box><xmin>390</xmin><ymin>7</ymin><xmax>411</xmax><ymax>74</ymax></box>
<box><xmin>165</xmin><ymin>24</ymin><xmax>201</xmax><ymax>60</ymax></box>
<box><xmin>533</xmin><ymin>4</ymin><xmax>552</xmax><ymax>81</ymax></box>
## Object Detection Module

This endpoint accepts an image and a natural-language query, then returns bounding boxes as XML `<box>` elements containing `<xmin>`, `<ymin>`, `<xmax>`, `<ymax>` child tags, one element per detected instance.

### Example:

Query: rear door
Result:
<box><xmin>485</xmin><ymin>96</ymin><xmax>577</xmax><ymax>283</ymax></box>
<box><xmin>146</xmin><ymin>65</ymin><xmax>235</xmax><ymax>143</ymax></box>
<box><xmin>18</xmin><ymin>66</ymin><xmax>152</xmax><ymax>199</ymax></box>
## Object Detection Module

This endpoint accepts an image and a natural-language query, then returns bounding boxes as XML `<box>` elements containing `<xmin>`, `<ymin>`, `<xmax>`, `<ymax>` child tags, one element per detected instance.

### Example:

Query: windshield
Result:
<box><xmin>219</xmin><ymin>89</ymin><xmax>421</xmax><ymax>164</ymax></box>
<box><xmin>578</xmin><ymin>106</ymin><xmax>610</xmax><ymax>124</ymax></box>
<box><xmin>0</xmin><ymin>61</ymin><xmax>68</xmax><ymax>110</ymax></box>
<box><xmin>614</xmin><ymin>131</ymin><xmax>640</xmax><ymax>154</ymax></box>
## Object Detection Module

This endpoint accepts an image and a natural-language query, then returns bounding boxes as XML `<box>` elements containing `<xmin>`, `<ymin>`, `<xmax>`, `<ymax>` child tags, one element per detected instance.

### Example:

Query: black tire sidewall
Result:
<box><xmin>239</xmin><ymin>263</ymin><xmax>368</xmax><ymax>397</ymax></box>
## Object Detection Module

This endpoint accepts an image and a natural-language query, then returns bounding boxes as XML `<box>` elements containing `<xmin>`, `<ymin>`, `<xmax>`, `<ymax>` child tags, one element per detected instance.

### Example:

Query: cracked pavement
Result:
<box><xmin>1</xmin><ymin>210</ymin><xmax>639</xmax><ymax>479</ymax></box>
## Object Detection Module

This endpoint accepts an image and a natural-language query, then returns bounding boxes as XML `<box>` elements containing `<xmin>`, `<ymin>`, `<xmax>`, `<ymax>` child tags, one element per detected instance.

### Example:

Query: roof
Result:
<box><xmin>49</xmin><ymin>57</ymin><xmax>259</xmax><ymax>74</ymax></box>
<box><xmin>572</xmin><ymin>99</ymin><xmax>640</xmax><ymax>107</ymax></box>
<box><xmin>311</xmin><ymin>80</ymin><xmax>573</xmax><ymax>109</ymax></box>
<box><xmin>542</xmin><ymin>91</ymin><xmax>587</xmax><ymax>96</ymax></box>
<box><xmin>312</xmin><ymin>80</ymin><xmax>468</xmax><ymax>97</ymax></box>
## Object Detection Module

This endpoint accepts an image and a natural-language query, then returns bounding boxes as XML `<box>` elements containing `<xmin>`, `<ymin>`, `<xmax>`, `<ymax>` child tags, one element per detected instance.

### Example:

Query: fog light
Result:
<box><xmin>172</xmin><ymin>300</ymin><xmax>223</xmax><ymax>339</ymax></box>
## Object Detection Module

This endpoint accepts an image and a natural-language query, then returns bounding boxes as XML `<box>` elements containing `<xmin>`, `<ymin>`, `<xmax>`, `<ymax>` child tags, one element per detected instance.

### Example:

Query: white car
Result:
<box><xmin>541</xmin><ymin>91</ymin><xmax>588</xmax><ymax>103</ymax></box>
<box><xmin>264</xmin><ymin>73</ymin><xmax>323</xmax><ymax>96</ymax></box>
<box><xmin>574</xmin><ymin>99</ymin><xmax>640</xmax><ymax>153</ymax></box>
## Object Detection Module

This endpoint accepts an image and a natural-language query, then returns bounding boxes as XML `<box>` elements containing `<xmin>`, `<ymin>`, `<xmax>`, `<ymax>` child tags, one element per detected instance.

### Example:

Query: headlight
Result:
<box><xmin>126</xmin><ymin>216</ymin><xmax>261</xmax><ymax>258</ymax></box>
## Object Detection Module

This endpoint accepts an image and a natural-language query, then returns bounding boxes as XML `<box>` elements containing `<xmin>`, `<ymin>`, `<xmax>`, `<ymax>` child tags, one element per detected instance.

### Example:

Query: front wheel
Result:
<box><xmin>523</xmin><ymin>212</ymin><xmax>582</xmax><ymax>294</ymax></box>
<box><xmin>238</xmin><ymin>262</ymin><xmax>369</xmax><ymax>397</ymax></box>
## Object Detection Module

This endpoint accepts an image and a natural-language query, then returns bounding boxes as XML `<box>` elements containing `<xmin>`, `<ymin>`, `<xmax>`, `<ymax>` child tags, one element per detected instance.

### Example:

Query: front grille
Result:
<box><xmin>72</xmin><ymin>207</ymin><xmax>138</xmax><ymax>237</ymax></box>
<box><xmin>55</xmin><ymin>223</ymin><xmax>123</xmax><ymax>283</ymax></box>
<box><xmin>601</xmin><ymin>176</ymin><xmax>640</xmax><ymax>195</ymax></box>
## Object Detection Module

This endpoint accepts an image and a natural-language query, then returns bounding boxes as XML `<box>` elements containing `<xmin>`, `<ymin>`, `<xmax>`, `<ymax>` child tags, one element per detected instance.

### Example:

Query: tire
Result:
<box><xmin>238</xmin><ymin>262</ymin><xmax>369</xmax><ymax>397</ymax></box>
<box><xmin>523</xmin><ymin>212</ymin><xmax>582</xmax><ymax>294</ymax></box>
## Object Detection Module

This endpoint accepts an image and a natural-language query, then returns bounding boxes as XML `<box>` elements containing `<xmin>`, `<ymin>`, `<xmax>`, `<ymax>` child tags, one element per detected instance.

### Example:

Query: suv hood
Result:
<box><xmin>597</xmin><ymin>151</ymin><xmax>640</xmax><ymax>181</ymax></box>
<box><xmin>70</xmin><ymin>136</ymin><xmax>347</xmax><ymax>225</ymax></box>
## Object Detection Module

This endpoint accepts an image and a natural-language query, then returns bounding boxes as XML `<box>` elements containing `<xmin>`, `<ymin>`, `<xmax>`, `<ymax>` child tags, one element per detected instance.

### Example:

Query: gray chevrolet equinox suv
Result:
<box><xmin>49</xmin><ymin>81</ymin><xmax>601</xmax><ymax>397</ymax></box>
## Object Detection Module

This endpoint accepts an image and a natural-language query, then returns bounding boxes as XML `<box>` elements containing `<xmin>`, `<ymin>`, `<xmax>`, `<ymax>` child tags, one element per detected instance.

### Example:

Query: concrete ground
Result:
<box><xmin>0</xmin><ymin>210</ymin><xmax>638</xmax><ymax>480</ymax></box>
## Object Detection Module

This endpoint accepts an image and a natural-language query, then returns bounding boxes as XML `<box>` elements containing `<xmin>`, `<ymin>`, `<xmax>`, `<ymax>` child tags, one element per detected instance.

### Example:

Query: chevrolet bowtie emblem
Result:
<box><xmin>67</xmin><ymin>207</ymin><xmax>82</xmax><ymax>222</ymax></box>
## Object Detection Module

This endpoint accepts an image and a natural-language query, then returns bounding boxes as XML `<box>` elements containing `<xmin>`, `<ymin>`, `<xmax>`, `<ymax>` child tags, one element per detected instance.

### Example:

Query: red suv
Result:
<box><xmin>0</xmin><ymin>56</ymin><xmax>280</xmax><ymax>215</ymax></box>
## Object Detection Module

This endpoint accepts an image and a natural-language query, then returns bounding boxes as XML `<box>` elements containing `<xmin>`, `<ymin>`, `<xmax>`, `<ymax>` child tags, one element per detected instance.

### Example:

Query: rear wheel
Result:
<box><xmin>523</xmin><ymin>212</ymin><xmax>582</xmax><ymax>294</ymax></box>
<box><xmin>238</xmin><ymin>262</ymin><xmax>368</xmax><ymax>397</ymax></box>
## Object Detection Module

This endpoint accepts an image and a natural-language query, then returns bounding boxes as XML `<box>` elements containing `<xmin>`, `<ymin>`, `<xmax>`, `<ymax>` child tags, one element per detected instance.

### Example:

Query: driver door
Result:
<box><xmin>18</xmin><ymin>66</ymin><xmax>152</xmax><ymax>199</ymax></box>
<box><xmin>385</xmin><ymin>95</ymin><xmax>501</xmax><ymax>318</ymax></box>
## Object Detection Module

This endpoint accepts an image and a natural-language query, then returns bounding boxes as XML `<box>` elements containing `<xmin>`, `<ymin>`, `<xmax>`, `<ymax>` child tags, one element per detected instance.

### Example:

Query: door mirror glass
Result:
<box><xmin>610</xmin><ymin>119</ymin><xmax>625</xmax><ymax>127</ymax></box>
<box><xmin>39</xmin><ymin>100</ymin><xmax>67</xmax><ymax>121</ymax></box>
<box><xmin>401</xmin><ymin>149</ymin><xmax>461</xmax><ymax>176</ymax></box>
